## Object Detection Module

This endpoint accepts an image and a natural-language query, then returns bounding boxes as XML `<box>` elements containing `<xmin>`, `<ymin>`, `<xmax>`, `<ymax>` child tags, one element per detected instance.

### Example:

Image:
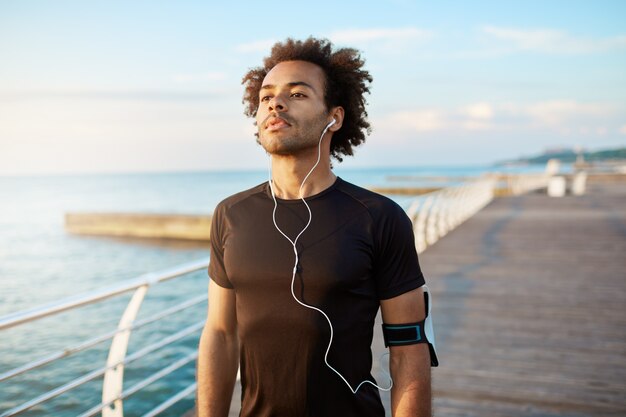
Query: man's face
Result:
<box><xmin>256</xmin><ymin>60</ymin><xmax>330</xmax><ymax>156</ymax></box>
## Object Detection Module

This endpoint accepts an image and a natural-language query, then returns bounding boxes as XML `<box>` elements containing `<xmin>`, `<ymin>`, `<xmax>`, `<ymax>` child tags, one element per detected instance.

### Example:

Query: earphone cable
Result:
<box><xmin>267</xmin><ymin>121</ymin><xmax>393</xmax><ymax>394</ymax></box>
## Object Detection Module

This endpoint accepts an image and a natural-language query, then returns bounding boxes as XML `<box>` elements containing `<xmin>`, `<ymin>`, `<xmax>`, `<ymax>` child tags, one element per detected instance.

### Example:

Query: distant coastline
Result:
<box><xmin>496</xmin><ymin>146</ymin><xmax>626</xmax><ymax>166</ymax></box>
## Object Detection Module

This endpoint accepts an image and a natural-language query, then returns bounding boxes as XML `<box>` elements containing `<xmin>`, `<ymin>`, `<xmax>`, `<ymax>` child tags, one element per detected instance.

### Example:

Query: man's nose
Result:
<box><xmin>268</xmin><ymin>94</ymin><xmax>287</xmax><ymax>112</ymax></box>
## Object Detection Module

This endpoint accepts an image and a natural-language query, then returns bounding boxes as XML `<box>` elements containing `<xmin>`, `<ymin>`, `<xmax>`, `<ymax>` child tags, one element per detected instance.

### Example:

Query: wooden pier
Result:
<box><xmin>418</xmin><ymin>181</ymin><xmax>626</xmax><ymax>416</ymax></box>
<box><xmin>189</xmin><ymin>177</ymin><xmax>626</xmax><ymax>417</ymax></box>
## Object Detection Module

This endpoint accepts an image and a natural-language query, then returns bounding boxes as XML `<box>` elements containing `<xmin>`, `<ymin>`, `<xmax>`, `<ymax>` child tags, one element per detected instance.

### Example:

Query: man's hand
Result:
<box><xmin>381</xmin><ymin>287</ymin><xmax>432</xmax><ymax>417</ymax></box>
<box><xmin>196</xmin><ymin>280</ymin><xmax>239</xmax><ymax>417</ymax></box>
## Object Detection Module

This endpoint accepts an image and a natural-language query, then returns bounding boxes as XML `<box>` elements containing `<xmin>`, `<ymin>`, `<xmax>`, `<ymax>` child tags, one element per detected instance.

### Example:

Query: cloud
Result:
<box><xmin>0</xmin><ymin>95</ymin><xmax>255</xmax><ymax>175</ymax></box>
<box><xmin>382</xmin><ymin>109</ymin><xmax>445</xmax><ymax>132</ymax></box>
<box><xmin>236</xmin><ymin>39</ymin><xmax>277</xmax><ymax>53</ymax></box>
<box><xmin>329</xmin><ymin>27</ymin><xmax>432</xmax><ymax>44</ymax></box>
<box><xmin>235</xmin><ymin>27</ymin><xmax>432</xmax><ymax>55</ymax></box>
<box><xmin>172</xmin><ymin>72</ymin><xmax>227</xmax><ymax>84</ymax></box>
<box><xmin>459</xmin><ymin>102</ymin><xmax>495</xmax><ymax>130</ymax></box>
<box><xmin>462</xmin><ymin>102</ymin><xmax>494</xmax><ymax>120</ymax></box>
<box><xmin>462</xmin><ymin>120</ymin><xmax>493</xmax><ymax>131</ymax></box>
<box><xmin>378</xmin><ymin>105</ymin><xmax>492</xmax><ymax>134</ymax></box>
<box><xmin>380</xmin><ymin>102</ymin><xmax>496</xmax><ymax>134</ymax></box>
<box><xmin>620</xmin><ymin>125</ymin><xmax>626</xmax><ymax>135</ymax></box>
<box><xmin>482</xmin><ymin>26</ymin><xmax>626</xmax><ymax>54</ymax></box>
<box><xmin>523</xmin><ymin>100</ymin><xmax>610</xmax><ymax>127</ymax></box>
<box><xmin>375</xmin><ymin>99</ymin><xmax>620</xmax><ymax>137</ymax></box>
<box><xmin>0</xmin><ymin>89</ymin><xmax>224</xmax><ymax>102</ymax></box>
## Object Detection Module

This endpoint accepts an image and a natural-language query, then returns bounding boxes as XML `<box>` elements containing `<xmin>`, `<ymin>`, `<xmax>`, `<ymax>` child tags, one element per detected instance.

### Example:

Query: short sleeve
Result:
<box><xmin>208</xmin><ymin>202</ymin><xmax>234</xmax><ymax>289</ymax></box>
<box><xmin>373</xmin><ymin>202</ymin><xmax>425</xmax><ymax>300</ymax></box>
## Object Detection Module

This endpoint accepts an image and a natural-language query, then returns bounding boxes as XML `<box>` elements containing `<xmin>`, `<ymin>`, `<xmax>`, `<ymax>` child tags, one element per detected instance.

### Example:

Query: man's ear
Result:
<box><xmin>328</xmin><ymin>107</ymin><xmax>345</xmax><ymax>132</ymax></box>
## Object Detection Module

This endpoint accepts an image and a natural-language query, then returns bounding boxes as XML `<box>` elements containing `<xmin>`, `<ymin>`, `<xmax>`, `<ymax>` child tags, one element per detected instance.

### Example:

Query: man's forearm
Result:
<box><xmin>389</xmin><ymin>344</ymin><xmax>432</xmax><ymax>417</ymax></box>
<box><xmin>196</xmin><ymin>325</ymin><xmax>239</xmax><ymax>417</ymax></box>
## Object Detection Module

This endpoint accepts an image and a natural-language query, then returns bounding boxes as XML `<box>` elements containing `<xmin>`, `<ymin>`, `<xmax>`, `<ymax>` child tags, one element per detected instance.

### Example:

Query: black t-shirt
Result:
<box><xmin>209</xmin><ymin>177</ymin><xmax>425</xmax><ymax>417</ymax></box>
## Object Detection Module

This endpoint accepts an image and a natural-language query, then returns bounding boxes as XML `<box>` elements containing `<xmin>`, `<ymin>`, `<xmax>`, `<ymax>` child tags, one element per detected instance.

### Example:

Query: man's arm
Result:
<box><xmin>380</xmin><ymin>286</ymin><xmax>432</xmax><ymax>417</ymax></box>
<box><xmin>197</xmin><ymin>279</ymin><xmax>239</xmax><ymax>417</ymax></box>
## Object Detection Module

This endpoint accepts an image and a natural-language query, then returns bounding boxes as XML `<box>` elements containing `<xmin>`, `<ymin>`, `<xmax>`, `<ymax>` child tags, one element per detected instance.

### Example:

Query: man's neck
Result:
<box><xmin>269</xmin><ymin>153</ymin><xmax>336</xmax><ymax>200</ymax></box>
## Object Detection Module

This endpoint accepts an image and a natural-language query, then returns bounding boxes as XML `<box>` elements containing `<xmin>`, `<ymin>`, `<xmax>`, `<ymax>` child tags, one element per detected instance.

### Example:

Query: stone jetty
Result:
<box><xmin>65</xmin><ymin>212</ymin><xmax>211</xmax><ymax>241</ymax></box>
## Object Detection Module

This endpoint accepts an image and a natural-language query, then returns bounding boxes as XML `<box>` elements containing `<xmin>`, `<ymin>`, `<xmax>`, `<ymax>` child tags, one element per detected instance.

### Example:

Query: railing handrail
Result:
<box><xmin>1</xmin><ymin>321</ymin><xmax>204</xmax><ymax>417</ymax></box>
<box><xmin>0</xmin><ymin>257</ymin><xmax>209</xmax><ymax>331</ymax></box>
<box><xmin>0</xmin><ymin>294</ymin><xmax>207</xmax><ymax>383</ymax></box>
<box><xmin>77</xmin><ymin>352</ymin><xmax>198</xmax><ymax>417</ymax></box>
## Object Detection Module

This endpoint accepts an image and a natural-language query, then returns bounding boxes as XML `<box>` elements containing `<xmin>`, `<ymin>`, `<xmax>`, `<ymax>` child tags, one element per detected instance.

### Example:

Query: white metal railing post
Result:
<box><xmin>436</xmin><ymin>192</ymin><xmax>447</xmax><ymax>239</ymax></box>
<box><xmin>102</xmin><ymin>285</ymin><xmax>149</xmax><ymax>417</ymax></box>
<box><xmin>414</xmin><ymin>196</ymin><xmax>433</xmax><ymax>254</ymax></box>
<box><xmin>406</xmin><ymin>198</ymin><xmax>422</xmax><ymax>222</ymax></box>
<box><xmin>426</xmin><ymin>194</ymin><xmax>441</xmax><ymax>246</ymax></box>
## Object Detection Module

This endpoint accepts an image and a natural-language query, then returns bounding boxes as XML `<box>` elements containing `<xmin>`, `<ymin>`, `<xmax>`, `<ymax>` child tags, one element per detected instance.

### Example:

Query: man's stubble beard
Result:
<box><xmin>257</xmin><ymin>111</ymin><xmax>329</xmax><ymax>157</ymax></box>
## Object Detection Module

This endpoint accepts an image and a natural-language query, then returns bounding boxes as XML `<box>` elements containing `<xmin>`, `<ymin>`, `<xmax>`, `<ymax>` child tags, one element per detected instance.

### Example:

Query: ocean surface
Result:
<box><xmin>0</xmin><ymin>165</ymin><xmax>547</xmax><ymax>416</ymax></box>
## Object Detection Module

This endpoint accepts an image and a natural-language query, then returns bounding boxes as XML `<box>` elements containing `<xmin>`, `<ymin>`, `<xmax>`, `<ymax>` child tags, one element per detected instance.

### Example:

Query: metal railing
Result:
<box><xmin>0</xmin><ymin>258</ymin><xmax>209</xmax><ymax>417</ymax></box>
<box><xmin>505</xmin><ymin>172</ymin><xmax>552</xmax><ymax>196</ymax></box>
<box><xmin>407</xmin><ymin>177</ymin><xmax>496</xmax><ymax>253</ymax></box>
<box><xmin>1</xmin><ymin>176</ymin><xmax>509</xmax><ymax>417</ymax></box>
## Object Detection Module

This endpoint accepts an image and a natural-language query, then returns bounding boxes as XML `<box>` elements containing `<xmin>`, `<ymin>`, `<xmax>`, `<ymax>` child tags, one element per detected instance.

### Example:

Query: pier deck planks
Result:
<box><xmin>418</xmin><ymin>182</ymin><xmax>626</xmax><ymax>417</ymax></box>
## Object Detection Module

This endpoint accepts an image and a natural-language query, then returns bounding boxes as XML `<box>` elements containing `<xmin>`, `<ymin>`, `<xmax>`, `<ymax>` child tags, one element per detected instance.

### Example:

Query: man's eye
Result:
<box><xmin>291</xmin><ymin>93</ymin><xmax>306</xmax><ymax>98</ymax></box>
<box><xmin>260</xmin><ymin>95</ymin><xmax>272</xmax><ymax>102</ymax></box>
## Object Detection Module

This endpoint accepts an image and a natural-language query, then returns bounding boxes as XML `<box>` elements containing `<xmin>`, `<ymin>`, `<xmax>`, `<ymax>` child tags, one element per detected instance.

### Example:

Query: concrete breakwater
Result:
<box><xmin>368</xmin><ymin>186</ymin><xmax>442</xmax><ymax>195</ymax></box>
<box><xmin>65</xmin><ymin>212</ymin><xmax>212</xmax><ymax>241</ymax></box>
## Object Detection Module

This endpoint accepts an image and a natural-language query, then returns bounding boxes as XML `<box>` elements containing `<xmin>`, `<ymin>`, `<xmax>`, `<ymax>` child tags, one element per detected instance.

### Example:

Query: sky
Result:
<box><xmin>0</xmin><ymin>0</ymin><xmax>625</xmax><ymax>175</ymax></box>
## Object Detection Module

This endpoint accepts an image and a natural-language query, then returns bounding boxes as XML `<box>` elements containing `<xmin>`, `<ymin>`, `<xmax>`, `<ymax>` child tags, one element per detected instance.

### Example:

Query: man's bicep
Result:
<box><xmin>380</xmin><ymin>286</ymin><xmax>426</xmax><ymax>324</ymax></box>
<box><xmin>207</xmin><ymin>279</ymin><xmax>237</xmax><ymax>334</ymax></box>
<box><xmin>380</xmin><ymin>287</ymin><xmax>432</xmax><ymax>411</ymax></box>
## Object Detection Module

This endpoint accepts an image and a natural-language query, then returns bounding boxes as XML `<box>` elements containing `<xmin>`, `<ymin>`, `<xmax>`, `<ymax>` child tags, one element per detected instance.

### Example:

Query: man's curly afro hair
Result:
<box><xmin>242</xmin><ymin>37</ymin><xmax>373</xmax><ymax>162</ymax></box>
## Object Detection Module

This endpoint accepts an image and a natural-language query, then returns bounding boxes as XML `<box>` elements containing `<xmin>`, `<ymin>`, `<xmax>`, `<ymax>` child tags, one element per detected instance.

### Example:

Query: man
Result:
<box><xmin>197</xmin><ymin>37</ymin><xmax>434</xmax><ymax>417</ymax></box>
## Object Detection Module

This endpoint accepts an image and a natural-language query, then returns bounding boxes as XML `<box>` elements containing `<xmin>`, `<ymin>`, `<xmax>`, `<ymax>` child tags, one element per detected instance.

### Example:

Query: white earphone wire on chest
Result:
<box><xmin>267</xmin><ymin>119</ymin><xmax>393</xmax><ymax>394</ymax></box>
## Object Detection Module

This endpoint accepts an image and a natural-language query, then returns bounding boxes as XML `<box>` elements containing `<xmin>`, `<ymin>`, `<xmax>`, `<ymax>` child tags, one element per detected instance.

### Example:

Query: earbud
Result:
<box><xmin>326</xmin><ymin>119</ymin><xmax>336</xmax><ymax>129</ymax></box>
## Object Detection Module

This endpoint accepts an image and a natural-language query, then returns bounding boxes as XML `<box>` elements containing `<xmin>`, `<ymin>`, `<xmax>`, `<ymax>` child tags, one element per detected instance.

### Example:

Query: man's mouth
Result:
<box><xmin>266</xmin><ymin>117</ymin><xmax>291</xmax><ymax>131</ymax></box>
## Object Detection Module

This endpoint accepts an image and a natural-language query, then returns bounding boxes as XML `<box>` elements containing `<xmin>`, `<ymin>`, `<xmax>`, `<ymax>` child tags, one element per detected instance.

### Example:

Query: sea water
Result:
<box><xmin>0</xmin><ymin>165</ymin><xmax>545</xmax><ymax>416</ymax></box>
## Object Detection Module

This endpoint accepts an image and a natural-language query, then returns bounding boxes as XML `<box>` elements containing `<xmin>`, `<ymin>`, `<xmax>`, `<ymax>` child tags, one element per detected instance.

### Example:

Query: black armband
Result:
<box><xmin>382</xmin><ymin>321</ymin><xmax>427</xmax><ymax>347</ymax></box>
<box><xmin>382</xmin><ymin>290</ymin><xmax>439</xmax><ymax>366</ymax></box>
